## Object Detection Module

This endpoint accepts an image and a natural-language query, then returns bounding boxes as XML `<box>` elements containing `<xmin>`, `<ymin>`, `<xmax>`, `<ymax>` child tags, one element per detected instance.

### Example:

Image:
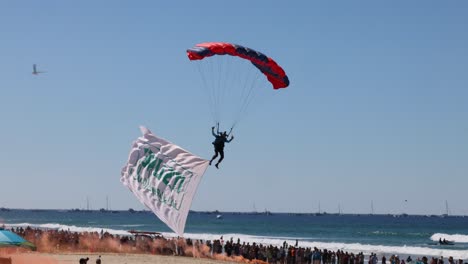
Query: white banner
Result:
<box><xmin>121</xmin><ymin>126</ymin><xmax>209</xmax><ymax>236</ymax></box>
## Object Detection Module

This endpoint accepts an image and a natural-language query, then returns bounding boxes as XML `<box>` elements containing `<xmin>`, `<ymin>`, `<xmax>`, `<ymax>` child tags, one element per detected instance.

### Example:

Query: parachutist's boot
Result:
<box><xmin>215</xmin><ymin>163</ymin><xmax>219</xmax><ymax>169</ymax></box>
<box><xmin>209</xmin><ymin>160</ymin><xmax>212</xmax><ymax>166</ymax></box>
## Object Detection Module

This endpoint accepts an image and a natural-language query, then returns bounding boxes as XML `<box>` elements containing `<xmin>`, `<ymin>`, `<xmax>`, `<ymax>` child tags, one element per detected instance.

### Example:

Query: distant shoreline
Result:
<box><xmin>1</xmin><ymin>208</ymin><xmax>466</xmax><ymax>217</ymax></box>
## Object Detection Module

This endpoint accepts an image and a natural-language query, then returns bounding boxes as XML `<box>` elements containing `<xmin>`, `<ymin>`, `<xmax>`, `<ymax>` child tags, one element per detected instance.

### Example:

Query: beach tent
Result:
<box><xmin>0</xmin><ymin>229</ymin><xmax>36</xmax><ymax>251</ymax></box>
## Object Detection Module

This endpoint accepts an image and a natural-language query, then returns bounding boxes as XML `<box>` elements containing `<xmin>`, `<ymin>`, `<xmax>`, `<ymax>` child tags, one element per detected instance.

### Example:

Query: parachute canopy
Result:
<box><xmin>187</xmin><ymin>42</ymin><xmax>290</xmax><ymax>131</ymax></box>
<box><xmin>187</xmin><ymin>42</ymin><xmax>289</xmax><ymax>90</ymax></box>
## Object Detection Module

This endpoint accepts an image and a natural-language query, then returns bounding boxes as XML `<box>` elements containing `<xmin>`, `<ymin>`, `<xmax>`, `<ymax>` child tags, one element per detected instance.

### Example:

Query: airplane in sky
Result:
<box><xmin>32</xmin><ymin>64</ymin><xmax>46</xmax><ymax>75</ymax></box>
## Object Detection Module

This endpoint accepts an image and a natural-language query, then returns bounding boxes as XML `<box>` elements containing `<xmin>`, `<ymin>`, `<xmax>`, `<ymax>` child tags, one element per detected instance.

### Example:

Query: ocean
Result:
<box><xmin>1</xmin><ymin>209</ymin><xmax>468</xmax><ymax>259</ymax></box>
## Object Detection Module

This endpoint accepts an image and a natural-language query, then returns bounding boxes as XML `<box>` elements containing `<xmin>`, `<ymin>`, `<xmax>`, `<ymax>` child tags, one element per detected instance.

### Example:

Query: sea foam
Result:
<box><xmin>5</xmin><ymin>222</ymin><xmax>132</xmax><ymax>236</ymax></box>
<box><xmin>431</xmin><ymin>233</ymin><xmax>468</xmax><ymax>243</ymax></box>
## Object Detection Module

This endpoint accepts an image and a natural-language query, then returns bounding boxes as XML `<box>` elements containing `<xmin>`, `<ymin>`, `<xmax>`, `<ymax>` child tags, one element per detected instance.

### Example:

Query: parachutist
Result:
<box><xmin>209</xmin><ymin>126</ymin><xmax>234</xmax><ymax>169</ymax></box>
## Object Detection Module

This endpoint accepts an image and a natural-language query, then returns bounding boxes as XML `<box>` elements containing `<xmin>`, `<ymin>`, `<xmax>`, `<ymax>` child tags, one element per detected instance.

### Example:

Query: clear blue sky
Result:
<box><xmin>1</xmin><ymin>1</ymin><xmax>467</xmax><ymax>215</ymax></box>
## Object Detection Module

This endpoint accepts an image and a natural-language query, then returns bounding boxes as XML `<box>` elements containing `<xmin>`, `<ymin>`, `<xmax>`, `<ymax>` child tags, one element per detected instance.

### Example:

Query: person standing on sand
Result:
<box><xmin>439</xmin><ymin>257</ymin><xmax>445</xmax><ymax>264</ymax></box>
<box><xmin>79</xmin><ymin>257</ymin><xmax>89</xmax><ymax>264</ymax></box>
<box><xmin>96</xmin><ymin>255</ymin><xmax>101</xmax><ymax>264</ymax></box>
<box><xmin>448</xmin><ymin>257</ymin><xmax>455</xmax><ymax>264</ymax></box>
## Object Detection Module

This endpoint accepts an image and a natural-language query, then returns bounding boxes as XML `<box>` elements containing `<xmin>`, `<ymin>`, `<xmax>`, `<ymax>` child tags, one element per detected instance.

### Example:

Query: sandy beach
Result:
<box><xmin>3</xmin><ymin>252</ymin><xmax>242</xmax><ymax>264</ymax></box>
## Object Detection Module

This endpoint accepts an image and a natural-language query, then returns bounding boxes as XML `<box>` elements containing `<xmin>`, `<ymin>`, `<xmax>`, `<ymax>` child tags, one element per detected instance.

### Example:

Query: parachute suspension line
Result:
<box><xmin>220</xmin><ymin>56</ymin><xmax>233</xmax><ymax>117</ymax></box>
<box><xmin>236</xmin><ymin>62</ymin><xmax>255</xmax><ymax>113</ymax></box>
<box><xmin>196</xmin><ymin>63</ymin><xmax>217</xmax><ymax>124</ymax></box>
<box><xmin>209</xmin><ymin>57</ymin><xmax>220</xmax><ymax>124</ymax></box>
<box><xmin>196</xmin><ymin>56</ymin><xmax>238</xmax><ymax>131</ymax></box>
<box><xmin>213</xmin><ymin>56</ymin><xmax>236</xmax><ymax>133</ymax></box>
<box><xmin>198</xmin><ymin>61</ymin><xmax>219</xmax><ymax>123</ymax></box>
<box><xmin>215</xmin><ymin>56</ymin><xmax>225</xmax><ymax>124</ymax></box>
<box><xmin>232</xmin><ymin>69</ymin><xmax>262</xmax><ymax>129</ymax></box>
<box><xmin>230</xmin><ymin>61</ymin><xmax>255</xmax><ymax>129</ymax></box>
<box><xmin>227</xmin><ymin>125</ymin><xmax>234</xmax><ymax>136</ymax></box>
<box><xmin>239</xmin><ymin>73</ymin><xmax>261</xmax><ymax>122</ymax></box>
<box><xmin>203</xmin><ymin>56</ymin><xmax>221</xmax><ymax>125</ymax></box>
<box><xmin>220</xmin><ymin>56</ymin><xmax>235</xmax><ymax>131</ymax></box>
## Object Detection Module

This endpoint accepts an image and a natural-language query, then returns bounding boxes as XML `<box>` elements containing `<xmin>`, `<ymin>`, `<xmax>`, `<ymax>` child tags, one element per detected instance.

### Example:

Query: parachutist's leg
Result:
<box><xmin>219</xmin><ymin>150</ymin><xmax>224</xmax><ymax>163</ymax></box>
<box><xmin>215</xmin><ymin>149</ymin><xmax>224</xmax><ymax>168</ymax></box>
<box><xmin>210</xmin><ymin>150</ymin><xmax>218</xmax><ymax>166</ymax></box>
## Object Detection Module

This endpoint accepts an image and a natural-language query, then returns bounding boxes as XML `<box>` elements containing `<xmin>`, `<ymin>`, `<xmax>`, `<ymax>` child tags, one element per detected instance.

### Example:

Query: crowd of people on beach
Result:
<box><xmin>4</xmin><ymin>226</ymin><xmax>468</xmax><ymax>264</ymax></box>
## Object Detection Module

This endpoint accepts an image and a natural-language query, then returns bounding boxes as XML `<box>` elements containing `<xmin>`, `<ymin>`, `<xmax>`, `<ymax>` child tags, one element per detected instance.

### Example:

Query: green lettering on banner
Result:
<box><xmin>172</xmin><ymin>175</ymin><xmax>185</xmax><ymax>193</ymax></box>
<box><xmin>152</xmin><ymin>159</ymin><xmax>165</xmax><ymax>180</ymax></box>
<box><xmin>131</xmin><ymin>145</ymin><xmax>198</xmax><ymax>210</ymax></box>
<box><xmin>152</xmin><ymin>158</ymin><xmax>163</xmax><ymax>178</ymax></box>
<box><xmin>138</xmin><ymin>148</ymin><xmax>153</xmax><ymax>174</ymax></box>
<box><xmin>162</xmin><ymin>169</ymin><xmax>176</xmax><ymax>186</ymax></box>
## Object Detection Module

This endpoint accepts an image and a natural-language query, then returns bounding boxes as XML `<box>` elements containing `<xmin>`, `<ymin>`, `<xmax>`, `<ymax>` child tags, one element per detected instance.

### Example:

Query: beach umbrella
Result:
<box><xmin>0</xmin><ymin>229</ymin><xmax>36</xmax><ymax>251</ymax></box>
